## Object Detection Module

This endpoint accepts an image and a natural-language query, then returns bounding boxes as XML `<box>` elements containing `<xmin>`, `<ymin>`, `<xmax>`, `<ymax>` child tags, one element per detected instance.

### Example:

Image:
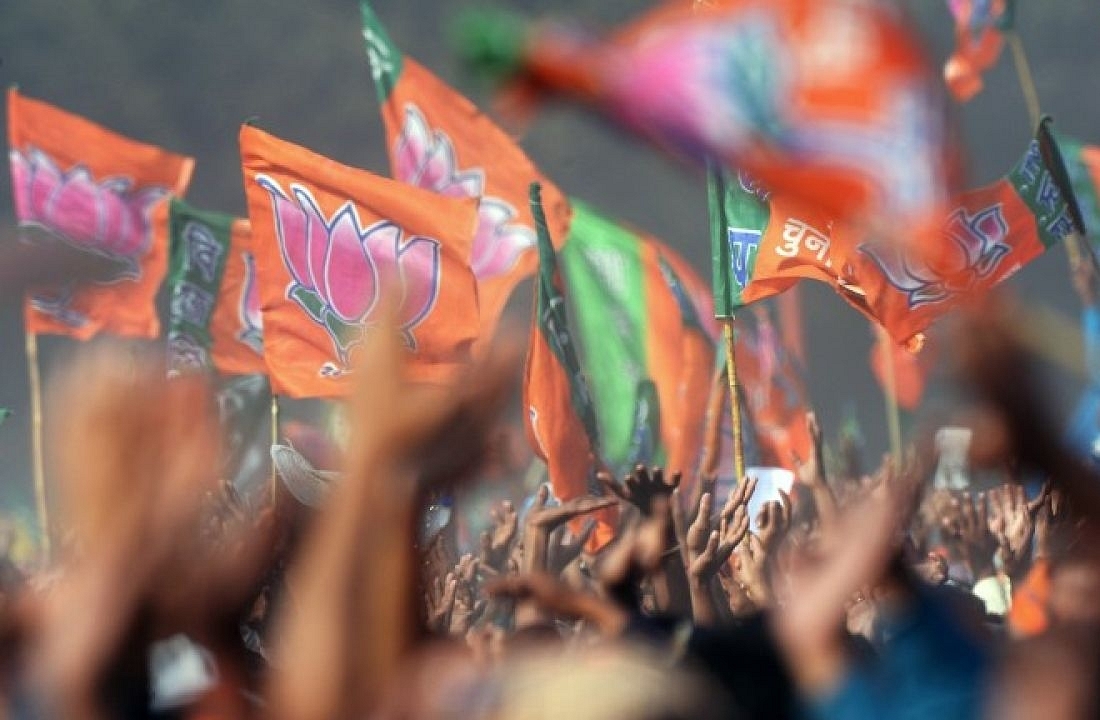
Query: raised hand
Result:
<box><xmin>479</xmin><ymin>500</ymin><xmax>518</xmax><ymax>571</ymax></box>
<box><xmin>943</xmin><ymin>492</ymin><xmax>997</xmax><ymax>579</ymax></box>
<box><xmin>756</xmin><ymin>492</ymin><xmax>791</xmax><ymax>555</ymax></box>
<box><xmin>522</xmin><ymin>485</ymin><xmax>616</xmax><ymax>575</ymax></box>
<box><xmin>599</xmin><ymin>464</ymin><xmax>680</xmax><ymax>516</ymax></box>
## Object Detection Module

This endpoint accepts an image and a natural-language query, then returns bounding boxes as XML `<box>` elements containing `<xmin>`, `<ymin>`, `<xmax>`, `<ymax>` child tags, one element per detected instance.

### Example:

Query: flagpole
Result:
<box><xmin>722</xmin><ymin>319</ymin><xmax>746</xmax><ymax>481</ymax></box>
<box><xmin>24</xmin><ymin>330</ymin><xmax>50</xmax><ymax>560</ymax></box>
<box><xmin>876</xmin><ymin>327</ymin><xmax>903</xmax><ymax>462</ymax></box>
<box><xmin>1006</xmin><ymin>28</ymin><xmax>1085</xmax><ymax>269</ymax></box>
<box><xmin>269</xmin><ymin>394</ymin><xmax>280</xmax><ymax>506</ymax></box>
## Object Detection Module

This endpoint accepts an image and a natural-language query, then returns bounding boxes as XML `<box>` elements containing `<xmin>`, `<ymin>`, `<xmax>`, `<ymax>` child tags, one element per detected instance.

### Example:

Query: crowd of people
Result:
<box><xmin>0</xmin><ymin>276</ymin><xmax>1099</xmax><ymax>720</ymax></box>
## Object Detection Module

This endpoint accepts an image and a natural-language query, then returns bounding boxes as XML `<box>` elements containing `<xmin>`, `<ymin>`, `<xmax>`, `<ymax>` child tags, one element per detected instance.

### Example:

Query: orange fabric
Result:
<box><xmin>838</xmin><ymin>179</ymin><xmax>1047</xmax><ymax>345</ymax></box>
<box><xmin>209</xmin><ymin>220</ymin><xmax>267</xmax><ymax>377</ymax></box>
<box><xmin>944</xmin><ymin>0</ymin><xmax>1006</xmax><ymax>102</ymax></box>
<box><xmin>382</xmin><ymin>58</ymin><xmax>572</xmax><ymax>346</ymax></box>
<box><xmin>239</xmin><ymin>125</ymin><xmax>479</xmax><ymax>398</ymax></box>
<box><xmin>1009</xmin><ymin>559</ymin><xmax>1051</xmax><ymax>637</ymax></box>
<box><xmin>740</xmin><ymin>197</ymin><xmax>838</xmax><ymax>307</ymax></box>
<box><xmin>8</xmin><ymin>88</ymin><xmax>194</xmax><ymax>339</ymax></box>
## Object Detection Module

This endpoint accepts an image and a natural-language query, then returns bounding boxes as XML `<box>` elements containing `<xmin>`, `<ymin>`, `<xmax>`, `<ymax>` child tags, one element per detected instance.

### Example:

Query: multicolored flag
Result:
<box><xmin>709</xmin><ymin>165</ymin><xmax>840</xmax><ymax>317</ymax></box>
<box><xmin>652</xmin><ymin>245</ymin><xmax>716</xmax><ymax>479</ymax></box>
<box><xmin>944</xmin><ymin>0</ymin><xmax>1016</xmax><ymax>102</ymax></box>
<box><xmin>239</xmin><ymin>124</ymin><xmax>480</xmax><ymax>398</ymax></box>
<box><xmin>165</xmin><ymin>199</ymin><xmax>265</xmax><ymax>376</ymax></box>
<box><xmin>361</xmin><ymin>2</ymin><xmax>571</xmax><ymax>343</ymax></box>
<box><xmin>523</xmin><ymin>185</ymin><xmax>613</xmax><ymax>546</ymax></box>
<box><xmin>560</xmin><ymin>202</ymin><xmax>685</xmax><ymax>474</ymax></box>
<box><xmin>1054</xmin><ymin>133</ymin><xmax>1100</xmax><ymax>238</ymax></box>
<box><xmin>853</xmin><ymin>118</ymin><xmax>1086</xmax><ymax>345</ymax></box>
<box><xmin>7</xmin><ymin>88</ymin><xmax>194</xmax><ymax>339</ymax></box>
<box><xmin>460</xmin><ymin>0</ymin><xmax>951</xmax><ymax>237</ymax></box>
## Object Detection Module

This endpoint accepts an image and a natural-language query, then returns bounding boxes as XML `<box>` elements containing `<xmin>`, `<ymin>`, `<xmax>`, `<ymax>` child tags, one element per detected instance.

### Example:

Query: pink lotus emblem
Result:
<box><xmin>237</xmin><ymin>251</ymin><xmax>264</xmax><ymax>355</ymax></box>
<box><xmin>256</xmin><ymin>176</ymin><xmax>441</xmax><ymax>364</ymax></box>
<box><xmin>10</xmin><ymin>147</ymin><xmax>167</xmax><ymax>279</ymax></box>
<box><xmin>394</xmin><ymin>104</ymin><xmax>534</xmax><ymax>279</ymax></box>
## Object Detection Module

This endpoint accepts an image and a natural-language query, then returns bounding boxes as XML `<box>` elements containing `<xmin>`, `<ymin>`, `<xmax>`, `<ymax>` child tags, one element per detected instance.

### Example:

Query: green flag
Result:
<box><xmin>708</xmin><ymin>164</ymin><xmax>770</xmax><ymax>318</ymax></box>
<box><xmin>1055</xmin><ymin>133</ymin><xmax>1100</xmax><ymax>238</ymax></box>
<box><xmin>166</xmin><ymin>199</ymin><xmax>235</xmax><ymax>374</ymax></box>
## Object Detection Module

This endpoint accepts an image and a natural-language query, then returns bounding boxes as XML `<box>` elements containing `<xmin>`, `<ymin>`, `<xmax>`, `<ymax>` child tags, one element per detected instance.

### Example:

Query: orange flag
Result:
<box><xmin>523</xmin><ymin>185</ymin><xmax>614</xmax><ymax>548</ymax></box>
<box><xmin>8</xmin><ymin>88</ymin><xmax>194</xmax><ymax>339</ymax></box>
<box><xmin>239</xmin><ymin>125</ymin><xmax>479</xmax><ymax>398</ymax></box>
<box><xmin>210</xmin><ymin>221</ymin><xmax>266</xmax><ymax>377</ymax></box>
<box><xmin>361</xmin><ymin>2</ymin><xmax>571</xmax><ymax>343</ymax></box>
<box><xmin>870</xmin><ymin>329</ymin><xmax>929</xmax><ymax>411</ymax></box>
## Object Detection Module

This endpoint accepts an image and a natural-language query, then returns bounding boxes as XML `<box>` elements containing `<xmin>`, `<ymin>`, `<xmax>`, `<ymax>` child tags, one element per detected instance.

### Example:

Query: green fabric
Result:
<box><xmin>360</xmin><ymin>1</ymin><xmax>403</xmax><ymax>102</ymax></box>
<box><xmin>1008</xmin><ymin>118</ymin><xmax>1086</xmax><ymax>248</ymax></box>
<box><xmin>562</xmin><ymin>200</ymin><xmax>658</xmax><ymax>469</ymax></box>
<box><xmin>709</xmin><ymin>163</ymin><xmax>770</xmax><ymax>317</ymax></box>
<box><xmin>0</xmin><ymin>408</ymin><xmax>10</xmax><ymax>427</ymax></box>
<box><xmin>165</xmin><ymin>199</ymin><xmax>234</xmax><ymax>374</ymax></box>
<box><xmin>530</xmin><ymin>184</ymin><xmax>601</xmax><ymax>450</ymax></box>
<box><xmin>1054</xmin><ymin>132</ymin><xmax>1100</xmax><ymax>237</ymax></box>
<box><xmin>450</xmin><ymin>8</ymin><xmax>529</xmax><ymax>81</ymax></box>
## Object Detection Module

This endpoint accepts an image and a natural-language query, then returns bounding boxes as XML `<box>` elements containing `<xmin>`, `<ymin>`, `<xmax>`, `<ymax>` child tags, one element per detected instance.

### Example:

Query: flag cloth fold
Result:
<box><xmin>561</xmin><ymin>202</ymin><xmax>682</xmax><ymax>474</ymax></box>
<box><xmin>165</xmin><ymin>199</ymin><xmax>265</xmax><ymax>376</ymax></box>
<box><xmin>7</xmin><ymin>88</ymin><xmax>194</xmax><ymax>339</ymax></box>
<box><xmin>944</xmin><ymin>0</ymin><xmax>1016</xmax><ymax>102</ymax></box>
<box><xmin>852</xmin><ymin>118</ymin><xmax>1086</xmax><ymax>344</ymax></box>
<box><xmin>460</xmin><ymin>0</ymin><xmax>951</xmax><ymax>237</ymax></box>
<box><xmin>523</xmin><ymin>185</ymin><xmax>613</xmax><ymax>547</ymax></box>
<box><xmin>361</xmin><ymin>1</ymin><xmax>571</xmax><ymax>344</ymax></box>
<box><xmin>239</xmin><ymin>124</ymin><xmax>480</xmax><ymax>398</ymax></box>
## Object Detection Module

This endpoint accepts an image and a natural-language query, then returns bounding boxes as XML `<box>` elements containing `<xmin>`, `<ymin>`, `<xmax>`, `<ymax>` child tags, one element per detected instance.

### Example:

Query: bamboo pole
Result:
<box><xmin>876</xmin><ymin>327</ymin><xmax>903</xmax><ymax>462</ymax></box>
<box><xmin>722</xmin><ymin>320</ymin><xmax>746</xmax><ymax>482</ymax></box>
<box><xmin>25</xmin><ymin>331</ymin><xmax>49</xmax><ymax>560</ymax></box>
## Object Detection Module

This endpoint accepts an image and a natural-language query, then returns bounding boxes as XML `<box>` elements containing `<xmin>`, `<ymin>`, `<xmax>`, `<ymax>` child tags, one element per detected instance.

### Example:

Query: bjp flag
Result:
<box><xmin>239</xmin><ymin>124</ymin><xmax>479</xmax><ymax>398</ymax></box>
<box><xmin>361</xmin><ymin>2</ymin><xmax>571</xmax><ymax>344</ymax></box>
<box><xmin>849</xmin><ymin>118</ymin><xmax>1085</xmax><ymax>345</ymax></box>
<box><xmin>461</xmin><ymin>0</ymin><xmax>951</xmax><ymax>238</ymax></box>
<box><xmin>165</xmin><ymin>199</ymin><xmax>265</xmax><ymax>376</ymax></box>
<box><xmin>524</xmin><ymin>185</ymin><xmax>614</xmax><ymax>548</ymax></box>
<box><xmin>653</xmin><ymin>246</ymin><xmax>716</xmax><ymax>479</ymax></box>
<box><xmin>7</xmin><ymin>88</ymin><xmax>194</xmax><ymax>339</ymax></box>
<box><xmin>944</xmin><ymin>0</ymin><xmax>1015</xmax><ymax>102</ymax></box>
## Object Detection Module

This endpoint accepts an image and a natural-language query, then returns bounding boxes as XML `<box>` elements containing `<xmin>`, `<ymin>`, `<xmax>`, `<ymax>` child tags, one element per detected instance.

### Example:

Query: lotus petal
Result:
<box><xmin>28</xmin><ymin>149</ymin><xmax>62</xmax><ymax>223</ymax></box>
<box><xmin>48</xmin><ymin>166</ymin><xmax>102</xmax><ymax>250</ymax></box>
<box><xmin>292</xmin><ymin>186</ymin><xmax>333</xmax><ymax>298</ymax></box>
<box><xmin>323</xmin><ymin>205</ymin><xmax>379</xmax><ymax>323</ymax></box>
<box><xmin>259</xmin><ymin>176</ymin><xmax>313</xmax><ymax>291</ymax></box>
<box><xmin>395</xmin><ymin>105</ymin><xmax>432</xmax><ymax>184</ymax></box>
<box><xmin>417</xmin><ymin>131</ymin><xmax>458</xmax><ymax>192</ymax></box>
<box><xmin>393</xmin><ymin>236</ymin><xmax>441</xmax><ymax>335</ymax></box>
<box><xmin>470</xmin><ymin>198</ymin><xmax>534</xmax><ymax>278</ymax></box>
<box><xmin>9</xmin><ymin>150</ymin><xmax>31</xmax><ymax>221</ymax></box>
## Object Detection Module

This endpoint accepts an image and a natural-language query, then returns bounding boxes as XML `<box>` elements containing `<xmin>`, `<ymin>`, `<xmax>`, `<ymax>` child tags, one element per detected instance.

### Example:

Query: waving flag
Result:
<box><xmin>524</xmin><ymin>185</ymin><xmax>613</xmax><ymax>546</ymax></box>
<box><xmin>560</xmin><ymin>202</ymin><xmax>687</xmax><ymax>474</ymax></box>
<box><xmin>870</xmin><ymin>328</ymin><xmax>929</xmax><ymax>411</ymax></box>
<box><xmin>240</xmin><ymin>125</ymin><xmax>479</xmax><ymax>398</ymax></box>
<box><xmin>7</xmin><ymin>88</ymin><xmax>193</xmax><ymax>339</ymax></box>
<box><xmin>853</xmin><ymin>118</ymin><xmax>1085</xmax><ymax>345</ymax></box>
<box><xmin>709</xmin><ymin>165</ymin><xmax>839</xmax><ymax>317</ymax></box>
<box><xmin>461</xmin><ymin>0</ymin><xmax>951</xmax><ymax>237</ymax></box>
<box><xmin>166</xmin><ymin>199</ymin><xmax>264</xmax><ymax>376</ymax></box>
<box><xmin>361</xmin><ymin>2</ymin><xmax>571</xmax><ymax>343</ymax></box>
<box><xmin>944</xmin><ymin>0</ymin><xmax>1016</xmax><ymax>102</ymax></box>
<box><xmin>1055</xmin><ymin>133</ymin><xmax>1100</xmax><ymax>237</ymax></box>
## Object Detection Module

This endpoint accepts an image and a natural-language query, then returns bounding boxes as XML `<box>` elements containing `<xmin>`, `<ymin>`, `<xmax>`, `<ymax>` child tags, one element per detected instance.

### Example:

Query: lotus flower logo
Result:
<box><xmin>256</xmin><ymin>176</ymin><xmax>441</xmax><ymax>366</ymax></box>
<box><xmin>10</xmin><ymin>147</ymin><xmax>167</xmax><ymax>280</ymax></box>
<box><xmin>394</xmin><ymin>104</ymin><xmax>535</xmax><ymax>279</ymax></box>
<box><xmin>860</xmin><ymin>204</ymin><xmax>1010</xmax><ymax>308</ymax></box>
<box><xmin>237</xmin><ymin>251</ymin><xmax>263</xmax><ymax>355</ymax></box>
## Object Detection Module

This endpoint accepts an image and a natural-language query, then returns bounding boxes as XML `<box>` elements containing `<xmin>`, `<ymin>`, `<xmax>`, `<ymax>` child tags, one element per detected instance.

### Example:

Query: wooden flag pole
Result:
<box><xmin>270</xmin><ymin>394</ymin><xmax>280</xmax><ymax>506</ymax></box>
<box><xmin>877</xmin><ymin>327</ymin><xmax>904</xmax><ymax>462</ymax></box>
<box><xmin>722</xmin><ymin>319</ymin><xmax>746</xmax><ymax>481</ymax></box>
<box><xmin>24</xmin><ymin>330</ymin><xmax>50</xmax><ymax>560</ymax></box>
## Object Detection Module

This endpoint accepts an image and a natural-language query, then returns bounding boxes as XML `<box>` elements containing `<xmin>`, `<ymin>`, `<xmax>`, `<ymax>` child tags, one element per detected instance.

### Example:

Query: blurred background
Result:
<box><xmin>0</xmin><ymin>0</ymin><xmax>1098</xmax><ymax>536</ymax></box>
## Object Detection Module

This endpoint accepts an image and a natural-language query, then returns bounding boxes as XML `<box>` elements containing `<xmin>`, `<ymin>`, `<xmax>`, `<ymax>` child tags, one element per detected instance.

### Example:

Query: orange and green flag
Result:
<box><xmin>460</xmin><ymin>0</ymin><xmax>951</xmax><ymax>237</ymax></box>
<box><xmin>523</xmin><ymin>185</ymin><xmax>613</xmax><ymax>545</ymax></box>
<box><xmin>7</xmin><ymin>88</ymin><xmax>194</xmax><ymax>339</ymax></box>
<box><xmin>239</xmin><ymin>124</ymin><xmax>480</xmax><ymax>398</ymax></box>
<box><xmin>165</xmin><ymin>199</ymin><xmax>265</xmax><ymax>376</ymax></box>
<box><xmin>944</xmin><ymin>0</ymin><xmax>1016</xmax><ymax>102</ymax></box>
<box><xmin>852</xmin><ymin>118</ymin><xmax>1086</xmax><ymax>345</ymax></box>
<box><xmin>361</xmin><ymin>1</ymin><xmax>571</xmax><ymax>344</ymax></box>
